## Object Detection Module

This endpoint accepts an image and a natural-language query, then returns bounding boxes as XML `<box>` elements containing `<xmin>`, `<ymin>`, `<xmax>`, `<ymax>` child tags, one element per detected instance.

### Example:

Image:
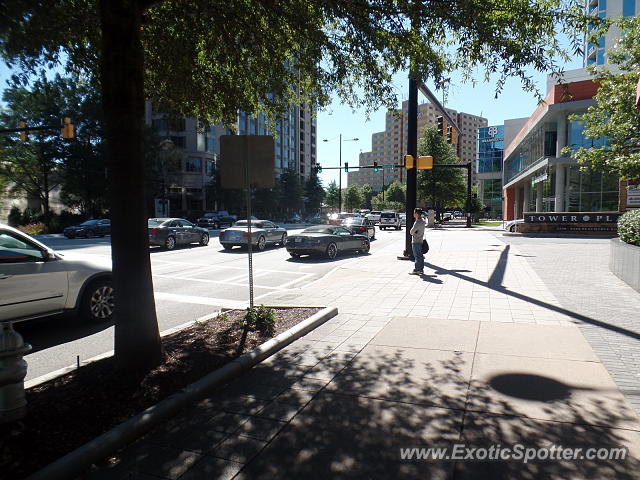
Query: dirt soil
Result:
<box><xmin>0</xmin><ymin>307</ymin><xmax>321</xmax><ymax>479</ymax></box>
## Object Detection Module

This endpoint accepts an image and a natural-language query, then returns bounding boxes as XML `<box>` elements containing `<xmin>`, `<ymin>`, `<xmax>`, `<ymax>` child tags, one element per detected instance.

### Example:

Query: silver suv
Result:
<box><xmin>0</xmin><ymin>224</ymin><xmax>114</xmax><ymax>323</ymax></box>
<box><xmin>379</xmin><ymin>211</ymin><xmax>401</xmax><ymax>230</ymax></box>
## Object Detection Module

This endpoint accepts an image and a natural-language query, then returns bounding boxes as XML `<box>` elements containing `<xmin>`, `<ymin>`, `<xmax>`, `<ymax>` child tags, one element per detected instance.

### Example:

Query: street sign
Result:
<box><xmin>219</xmin><ymin>135</ymin><xmax>275</xmax><ymax>189</ymax></box>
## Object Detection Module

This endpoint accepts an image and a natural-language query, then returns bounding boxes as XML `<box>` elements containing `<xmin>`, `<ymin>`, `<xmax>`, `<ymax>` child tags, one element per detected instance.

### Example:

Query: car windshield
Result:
<box><xmin>303</xmin><ymin>226</ymin><xmax>332</xmax><ymax>234</ymax></box>
<box><xmin>234</xmin><ymin>220</ymin><xmax>263</xmax><ymax>227</ymax></box>
<box><xmin>342</xmin><ymin>218</ymin><xmax>364</xmax><ymax>225</ymax></box>
<box><xmin>380</xmin><ymin>213</ymin><xmax>396</xmax><ymax>218</ymax></box>
<box><xmin>80</xmin><ymin>220</ymin><xmax>99</xmax><ymax>226</ymax></box>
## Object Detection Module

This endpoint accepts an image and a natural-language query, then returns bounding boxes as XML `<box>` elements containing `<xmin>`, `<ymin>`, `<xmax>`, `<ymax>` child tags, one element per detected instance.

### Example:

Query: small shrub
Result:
<box><xmin>17</xmin><ymin>223</ymin><xmax>46</xmax><ymax>235</ymax></box>
<box><xmin>242</xmin><ymin>305</ymin><xmax>277</xmax><ymax>335</ymax></box>
<box><xmin>618</xmin><ymin>209</ymin><xmax>640</xmax><ymax>247</ymax></box>
<box><xmin>7</xmin><ymin>206</ymin><xmax>22</xmax><ymax>227</ymax></box>
<box><xmin>21</xmin><ymin>208</ymin><xmax>43</xmax><ymax>226</ymax></box>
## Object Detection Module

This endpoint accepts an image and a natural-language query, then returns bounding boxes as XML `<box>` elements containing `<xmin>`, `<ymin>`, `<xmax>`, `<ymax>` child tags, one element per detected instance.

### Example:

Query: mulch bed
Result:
<box><xmin>0</xmin><ymin>307</ymin><xmax>321</xmax><ymax>479</ymax></box>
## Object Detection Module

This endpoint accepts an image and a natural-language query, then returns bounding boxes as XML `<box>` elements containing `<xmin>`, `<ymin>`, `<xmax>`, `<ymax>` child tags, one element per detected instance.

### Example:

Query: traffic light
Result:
<box><xmin>373</xmin><ymin>161</ymin><xmax>378</xmax><ymax>172</ymax></box>
<box><xmin>403</xmin><ymin>154</ymin><xmax>414</xmax><ymax>169</ymax></box>
<box><xmin>417</xmin><ymin>156</ymin><xmax>433</xmax><ymax>170</ymax></box>
<box><xmin>344</xmin><ymin>162</ymin><xmax>348</xmax><ymax>173</ymax></box>
<box><xmin>18</xmin><ymin>120</ymin><xmax>27</xmax><ymax>142</ymax></box>
<box><xmin>450</xmin><ymin>127</ymin><xmax>458</xmax><ymax>145</ymax></box>
<box><xmin>436</xmin><ymin>116</ymin><xmax>445</xmax><ymax>136</ymax></box>
<box><xmin>315</xmin><ymin>164</ymin><xmax>323</xmax><ymax>173</ymax></box>
<box><xmin>61</xmin><ymin>117</ymin><xmax>74</xmax><ymax>139</ymax></box>
<box><xmin>446</xmin><ymin>125</ymin><xmax>453</xmax><ymax>143</ymax></box>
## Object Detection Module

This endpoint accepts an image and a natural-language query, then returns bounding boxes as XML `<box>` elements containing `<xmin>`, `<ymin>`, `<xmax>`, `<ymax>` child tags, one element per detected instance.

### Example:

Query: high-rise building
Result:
<box><xmin>146</xmin><ymin>102</ymin><xmax>315</xmax><ymax>217</ymax></box>
<box><xmin>477</xmin><ymin>125</ymin><xmax>505</xmax><ymax>218</ymax></box>
<box><xmin>347</xmin><ymin>101</ymin><xmax>487</xmax><ymax>191</ymax></box>
<box><xmin>585</xmin><ymin>0</ymin><xmax>639</xmax><ymax>66</ymax></box>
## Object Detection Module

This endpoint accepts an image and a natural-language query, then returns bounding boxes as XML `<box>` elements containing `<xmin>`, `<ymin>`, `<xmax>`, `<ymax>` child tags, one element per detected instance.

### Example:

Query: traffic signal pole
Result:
<box><xmin>403</xmin><ymin>77</ymin><xmax>418</xmax><ymax>259</ymax></box>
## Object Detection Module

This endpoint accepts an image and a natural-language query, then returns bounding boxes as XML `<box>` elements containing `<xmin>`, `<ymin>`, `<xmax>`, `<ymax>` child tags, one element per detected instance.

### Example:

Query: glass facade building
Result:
<box><xmin>477</xmin><ymin>125</ymin><xmax>505</xmax><ymax>218</ymax></box>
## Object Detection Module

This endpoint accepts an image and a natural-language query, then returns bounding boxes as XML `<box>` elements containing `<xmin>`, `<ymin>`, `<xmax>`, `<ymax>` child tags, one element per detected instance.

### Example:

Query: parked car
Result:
<box><xmin>399</xmin><ymin>213</ymin><xmax>407</xmax><ymax>226</ymax></box>
<box><xmin>219</xmin><ymin>219</ymin><xmax>287</xmax><ymax>251</ymax></box>
<box><xmin>442</xmin><ymin>212</ymin><xmax>453</xmax><ymax>221</ymax></box>
<box><xmin>379</xmin><ymin>211</ymin><xmax>401</xmax><ymax>230</ymax></box>
<box><xmin>365</xmin><ymin>210</ymin><xmax>382</xmax><ymax>224</ymax></box>
<box><xmin>328</xmin><ymin>212</ymin><xmax>353</xmax><ymax>226</ymax></box>
<box><xmin>63</xmin><ymin>219</ymin><xmax>111</xmax><ymax>238</ymax></box>
<box><xmin>148</xmin><ymin>218</ymin><xmax>210</xmax><ymax>250</ymax></box>
<box><xmin>0</xmin><ymin>223</ymin><xmax>114</xmax><ymax>323</ymax></box>
<box><xmin>196</xmin><ymin>212</ymin><xmax>235</xmax><ymax>229</ymax></box>
<box><xmin>503</xmin><ymin>219</ymin><xmax>524</xmax><ymax>232</ymax></box>
<box><xmin>341</xmin><ymin>217</ymin><xmax>376</xmax><ymax>240</ymax></box>
<box><xmin>285</xmin><ymin>225</ymin><xmax>370</xmax><ymax>259</ymax></box>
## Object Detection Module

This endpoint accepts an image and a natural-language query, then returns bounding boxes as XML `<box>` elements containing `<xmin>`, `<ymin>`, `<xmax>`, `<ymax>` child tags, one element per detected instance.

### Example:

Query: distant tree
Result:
<box><xmin>280</xmin><ymin>168</ymin><xmax>304</xmax><ymax>214</ymax></box>
<box><xmin>417</xmin><ymin>126</ymin><xmax>467</xmax><ymax>216</ymax></box>
<box><xmin>344</xmin><ymin>184</ymin><xmax>364</xmax><ymax>211</ymax></box>
<box><xmin>565</xmin><ymin>16</ymin><xmax>640</xmax><ymax>179</ymax></box>
<box><xmin>385</xmin><ymin>180</ymin><xmax>406</xmax><ymax>204</ymax></box>
<box><xmin>304</xmin><ymin>172</ymin><xmax>324</xmax><ymax>214</ymax></box>
<box><xmin>361</xmin><ymin>184</ymin><xmax>374</xmax><ymax>210</ymax></box>
<box><xmin>325</xmin><ymin>180</ymin><xmax>339</xmax><ymax>211</ymax></box>
<box><xmin>371</xmin><ymin>192</ymin><xmax>403</xmax><ymax>212</ymax></box>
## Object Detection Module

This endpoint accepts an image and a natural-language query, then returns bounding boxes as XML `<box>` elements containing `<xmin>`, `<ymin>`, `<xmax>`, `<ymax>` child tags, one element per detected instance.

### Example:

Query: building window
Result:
<box><xmin>206</xmin><ymin>160</ymin><xmax>215</xmax><ymax>176</ymax></box>
<box><xmin>169</xmin><ymin>136</ymin><xmax>186</xmax><ymax>148</ymax></box>
<box><xmin>206</xmin><ymin>136</ymin><xmax>216</xmax><ymax>152</ymax></box>
<box><xmin>185</xmin><ymin>157</ymin><xmax>202</xmax><ymax>172</ymax></box>
<box><xmin>623</xmin><ymin>0</ymin><xmax>635</xmax><ymax>16</ymax></box>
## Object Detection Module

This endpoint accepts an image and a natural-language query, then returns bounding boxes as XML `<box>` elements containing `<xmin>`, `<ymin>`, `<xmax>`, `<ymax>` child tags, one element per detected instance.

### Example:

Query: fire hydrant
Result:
<box><xmin>0</xmin><ymin>322</ymin><xmax>32</xmax><ymax>423</ymax></box>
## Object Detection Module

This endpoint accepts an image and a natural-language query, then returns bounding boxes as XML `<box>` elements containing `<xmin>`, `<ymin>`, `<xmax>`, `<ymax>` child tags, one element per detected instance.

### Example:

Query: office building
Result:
<box><xmin>585</xmin><ymin>0</ymin><xmax>639</xmax><ymax>66</ymax></box>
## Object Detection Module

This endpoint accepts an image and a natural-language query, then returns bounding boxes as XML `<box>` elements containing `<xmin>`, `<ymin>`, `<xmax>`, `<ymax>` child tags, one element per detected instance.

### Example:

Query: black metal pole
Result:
<box><xmin>404</xmin><ymin>77</ymin><xmax>418</xmax><ymax>258</ymax></box>
<box><xmin>466</xmin><ymin>163</ymin><xmax>472</xmax><ymax>228</ymax></box>
<box><xmin>338</xmin><ymin>133</ymin><xmax>342</xmax><ymax>213</ymax></box>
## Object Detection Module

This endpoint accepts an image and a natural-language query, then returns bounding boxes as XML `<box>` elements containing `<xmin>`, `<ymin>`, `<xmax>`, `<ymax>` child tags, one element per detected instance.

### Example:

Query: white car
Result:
<box><xmin>365</xmin><ymin>211</ymin><xmax>382</xmax><ymax>224</ymax></box>
<box><xmin>379</xmin><ymin>211</ymin><xmax>401</xmax><ymax>230</ymax></box>
<box><xmin>503</xmin><ymin>219</ymin><xmax>524</xmax><ymax>232</ymax></box>
<box><xmin>0</xmin><ymin>224</ymin><xmax>114</xmax><ymax>323</ymax></box>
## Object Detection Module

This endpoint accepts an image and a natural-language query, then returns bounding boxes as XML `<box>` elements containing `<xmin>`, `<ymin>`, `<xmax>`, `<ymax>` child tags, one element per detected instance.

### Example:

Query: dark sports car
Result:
<box><xmin>148</xmin><ymin>218</ymin><xmax>210</xmax><ymax>250</ymax></box>
<box><xmin>63</xmin><ymin>219</ymin><xmax>111</xmax><ymax>238</ymax></box>
<box><xmin>285</xmin><ymin>225</ymin><xmax>370</xmax><ymax>259</ymax></box>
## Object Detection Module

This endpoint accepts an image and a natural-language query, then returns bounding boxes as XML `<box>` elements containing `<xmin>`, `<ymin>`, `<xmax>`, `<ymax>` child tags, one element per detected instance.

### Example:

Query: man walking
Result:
<box><xmin>409</xmin><ymin>207</ymin><xmax>425</xmax><ymax>275</ymax></box>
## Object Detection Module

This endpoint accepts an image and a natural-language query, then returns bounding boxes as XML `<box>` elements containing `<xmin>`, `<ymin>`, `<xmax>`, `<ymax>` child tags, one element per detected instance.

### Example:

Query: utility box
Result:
<box><xmin>427</xmin><ymin>209</ymin><xmax>436</xmax><ymax>228</ymax></box>
<box><xmin>219</xmin><ymin>135</ymin><xmax>275</xmax><ymax>189</ymax></box>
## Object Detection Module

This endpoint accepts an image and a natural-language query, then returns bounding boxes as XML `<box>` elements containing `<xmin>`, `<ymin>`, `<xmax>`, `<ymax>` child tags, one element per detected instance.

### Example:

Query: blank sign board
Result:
<box><xmin>219</xmin><ymin>135</ymin><xmax>275</xmax><ymax>189</ymax></box>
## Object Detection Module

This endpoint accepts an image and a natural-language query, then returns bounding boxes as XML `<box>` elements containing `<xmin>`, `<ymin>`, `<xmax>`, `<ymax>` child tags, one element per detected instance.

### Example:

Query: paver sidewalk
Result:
<box><xmin>86</xmin><ymin>230</ymin><xmax>640</xmax><ymax>479</ymax></box>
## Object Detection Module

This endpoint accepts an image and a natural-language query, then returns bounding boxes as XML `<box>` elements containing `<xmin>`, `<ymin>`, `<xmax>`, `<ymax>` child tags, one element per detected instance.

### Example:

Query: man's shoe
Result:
<box><xmin>416</xmin><ymin>271</ymin><xmax>424</xmax><ymax>275</ymax></box>
<box><xmin>409</xmin><ymin>271</ymin><xmax>420</xmax><ymax>275</ymax></box>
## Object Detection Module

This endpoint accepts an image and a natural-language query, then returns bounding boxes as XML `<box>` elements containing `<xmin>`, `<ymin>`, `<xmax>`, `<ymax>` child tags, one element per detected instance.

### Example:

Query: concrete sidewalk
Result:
<box><xmin>85</xmin><ymin>229</ymin><xmax>640</xmax><ymax>479</ymax></box>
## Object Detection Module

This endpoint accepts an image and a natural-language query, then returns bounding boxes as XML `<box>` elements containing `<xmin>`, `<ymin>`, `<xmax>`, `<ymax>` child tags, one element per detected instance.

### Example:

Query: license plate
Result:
<box><xmin>295</xmin><ymin>238</ymin><xmax>302</xmax><ymax>243</ymax></box>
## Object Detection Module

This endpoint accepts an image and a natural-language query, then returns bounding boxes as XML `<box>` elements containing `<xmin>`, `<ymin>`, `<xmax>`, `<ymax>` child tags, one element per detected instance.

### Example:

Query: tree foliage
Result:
<box><xmin>325</xmin><ymin>180</ymin><xmax>339</xmax><ymax>211</ymax></box>
<box><xmin>567</xmin><ymin>16</ymin><xmax>640</xmax><ymax>180</ymax></box>
<box><xmin>304</xmin><ymin>172</ymin><xmax>324</xmax><ymax>213</ymax></box>
<box><xmin>385</xmin><ymin>180</ymin><xmax>406</xmax><ymax>204</ymax></box>
<box><xmin>344</xmin><ymin>184</ymin><xmax>364</xmax><ymax>211</ymax></box>
<box><xmin>361</xmin><ymin>183</ymin><xmax>374</xmax><ymax>210</ymax></box>
<box><xmin>417</xmin><ymin>126</ymin><xmax>467</xmax><ymax>212</ymax></box>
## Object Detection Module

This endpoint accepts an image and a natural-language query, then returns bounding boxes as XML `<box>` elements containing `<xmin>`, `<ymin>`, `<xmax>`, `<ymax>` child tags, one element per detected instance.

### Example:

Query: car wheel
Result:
<box><xmin>199</xmin><ymin>233</ymin><xmax>210</xmax><ymax>246</ymax></box>
<box><xmin>223</xmin><ymin>244</ymin><xmax>234</xmax><ymax>250</ymax></box>
<box><xmin>510</xmin><ymin>225</ymin><xmax>516</xmax><ymax>232</ymax></box>
<box><xmin>326</xmin><ymin>242</ymin><xmax>338</xmax><ymax>259</ymax></box>
<box><xmin>280</xmin><ymin>232</ymin><xmax>288</xmax><ymax>246</ymax></box>
<box><xmin>289</xmin><ymin>252</ymin><xmax>300</xmax><ymax>258</ymax></box>
<box><xmin>360</xmin><ymin>240</ymin><xmax>370</xmax><ymax>254</ymax></box>
<box><xmin>165</xmin><ymin>236</ymin><xmax>176</xmax><ymax>250</ymax></box>
<box><xmin>81</xmin><ymin>278</ymin><xmax>114</xmax><ymax>322</ymax></box>
<box><xmin>86</xmin><ymin>230</ymin><xmax>95</xmax><ymax>238</ymax></box>
<box><xmin>256</xmin><ymin>236</ymin><xmax>266</xmax><ymax>251</ymax></box>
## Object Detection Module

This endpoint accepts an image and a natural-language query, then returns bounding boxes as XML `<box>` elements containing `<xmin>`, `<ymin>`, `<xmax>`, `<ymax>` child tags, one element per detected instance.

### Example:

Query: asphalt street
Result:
<box><xmin>18</xmin><ymin>226</ymin><xmax>405</xmax><ymax>382</ymax></box>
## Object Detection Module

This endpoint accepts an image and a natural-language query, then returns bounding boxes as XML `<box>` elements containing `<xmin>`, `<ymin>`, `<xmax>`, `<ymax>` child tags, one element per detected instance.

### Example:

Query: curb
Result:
<box><xmin>29</xmin><ymin>306</ymin><xmax>338</xmax><ymax>480</ymax></box>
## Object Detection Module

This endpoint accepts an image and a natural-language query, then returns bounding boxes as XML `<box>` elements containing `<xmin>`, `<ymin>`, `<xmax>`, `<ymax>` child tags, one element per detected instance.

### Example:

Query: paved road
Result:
<box><xmin>18</xmin><ymin>227</ymin><xmax>405</xmax><ymax>382</ymax></box>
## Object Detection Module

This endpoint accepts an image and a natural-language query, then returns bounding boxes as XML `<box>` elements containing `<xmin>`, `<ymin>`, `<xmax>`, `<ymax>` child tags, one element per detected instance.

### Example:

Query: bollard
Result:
<box><xmin>0</xmin><ymin>322</ymin><xmax>32</xmax><ymax>423</ymax></box>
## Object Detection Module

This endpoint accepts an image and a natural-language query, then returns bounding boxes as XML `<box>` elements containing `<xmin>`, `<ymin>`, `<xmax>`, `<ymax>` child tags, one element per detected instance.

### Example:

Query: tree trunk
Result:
<box><xmin>99</xmin><ymin>0</ymin><xmax>163</xmax><ymax>372</ymax></box>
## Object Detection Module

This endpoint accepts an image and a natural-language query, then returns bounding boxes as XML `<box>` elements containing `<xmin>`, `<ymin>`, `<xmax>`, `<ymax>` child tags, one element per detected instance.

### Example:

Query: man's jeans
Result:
<box><xmin>412</xmin><ymin>242</ymin><xmax>424</xmax><ymax>272</ymax></box>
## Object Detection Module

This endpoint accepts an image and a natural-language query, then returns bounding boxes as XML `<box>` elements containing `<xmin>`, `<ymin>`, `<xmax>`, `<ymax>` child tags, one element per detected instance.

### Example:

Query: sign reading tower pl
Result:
<box><xmin>523</xmin><ymin>212</ymin><xmax>620</xmax><ymax>233</ymax></box>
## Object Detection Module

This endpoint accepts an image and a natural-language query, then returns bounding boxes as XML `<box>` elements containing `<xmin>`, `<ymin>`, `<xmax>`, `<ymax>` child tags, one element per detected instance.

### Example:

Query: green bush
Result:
<box><xmin>242</xmin><ymin>305</ymin><xmax>277</xmax><ymax>335</ymax></box>
<box><xmin>7</xmin><ymin>206</ymin><xmax>22</xmax><ymax>227</ymax></box>
<box><xmin>618</xmin><ymin>209</ymin><xmax>640</xmax><ymax>247</ymax></box>
<box><xmin>17</xmin><ymin>223</ymin><xmax>46</xmax><ymax>235</ymax></box>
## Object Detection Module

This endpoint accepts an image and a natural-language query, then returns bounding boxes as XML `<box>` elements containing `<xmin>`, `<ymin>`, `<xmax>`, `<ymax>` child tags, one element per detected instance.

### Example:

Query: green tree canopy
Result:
<box><xmin>417</xmin><ymin>126</ymin><xmax>467</xmax><ymax>213</ymax></box>
<box><xmin>361</xmin><ymin>184</ymin><xmax>374</xmax><ymax>210</ymax></box>
<box><xmin>385</xmin><ymin>180</ymin><xmax>406</xmax><ymax>204</ymax></box>
<box><xmin>566</xmin><ymin>16</ymin><xmax>640</xmax><ymax>179</ymax></box>
<box><xmin>325</xmin><ymin>180</ymin><xmax>339</xmax><ymax>211</ymax></box>
<box><xmin>344</xmin><ymin>184</ymin><xmax>364</xmax><ymax>211</ymax></box>
<box><xmin>304</xmin><ymin>172</ymin><xmax>325</xmax><ymax>214</ymax></box>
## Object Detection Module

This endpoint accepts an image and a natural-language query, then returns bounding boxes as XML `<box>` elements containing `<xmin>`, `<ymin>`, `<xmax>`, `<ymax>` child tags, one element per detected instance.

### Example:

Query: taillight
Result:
<box><xmin>358</xmin><ymin>226</ymin><xmax>365</xmax><ymax>232</ymax></box>
<box><xmin>242</xmin><ymin>232</ymin><xmax>250</xmax><ymax>237</ymax></box>
<box><xmin>151</xmin><ymin>228</ymin><xmax>157</xmax><ymax>236</ymax></box>
<box><xmin>219</xmin><ymin>231</ymin><xmax>225</xmax><ymax>237</ymax></box>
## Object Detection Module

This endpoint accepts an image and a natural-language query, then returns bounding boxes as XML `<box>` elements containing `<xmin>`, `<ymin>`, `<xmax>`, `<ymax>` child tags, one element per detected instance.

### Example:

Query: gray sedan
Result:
<box><xmin>148</xmin><ymin>218</ymin><xmax>210</xmax><ymax>250</ymax></box>
<box><xmin>285</xmin><ymin>225</ymin><xmax>370</xmax><ymax>259</ymax></box>
<box><xmin>219</xmin><ymin>220</ymin><xmax>287</xmax><ymax>251</ymax></box>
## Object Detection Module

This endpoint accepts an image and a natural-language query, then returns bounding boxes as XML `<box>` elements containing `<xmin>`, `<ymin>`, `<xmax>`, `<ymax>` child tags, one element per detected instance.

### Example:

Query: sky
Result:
<box><xmin>0</xmin><ymin>41</ymin><xmax>584</xmax><ymax>191</ymax></box>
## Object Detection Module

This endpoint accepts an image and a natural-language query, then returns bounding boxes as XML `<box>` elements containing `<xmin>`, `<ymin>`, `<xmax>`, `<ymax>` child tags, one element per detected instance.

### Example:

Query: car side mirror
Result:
<box><xmin>43</xmin><ymin>249</ymin><xmax>57</xmax><ymax>261</ymax></box>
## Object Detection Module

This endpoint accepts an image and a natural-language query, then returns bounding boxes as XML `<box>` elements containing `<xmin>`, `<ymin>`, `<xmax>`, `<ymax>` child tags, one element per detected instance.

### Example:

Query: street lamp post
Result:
<box><xmin>323</xmin><ymin>135</ymin><xmax>358</xmax><ymax>212</ymax></box>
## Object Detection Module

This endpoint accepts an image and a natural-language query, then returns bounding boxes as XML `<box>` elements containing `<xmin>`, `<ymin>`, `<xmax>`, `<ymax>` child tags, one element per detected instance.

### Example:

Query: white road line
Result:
<box><xmin>152</xmin><ymin>258</ymin><xmax>306</xmax><ymax>276</ymax></box>
<box><xmin>155</xmin><ymin>291</ymin><xmax>247</xmax><ymax>309</ymax></box>
<box><xmin>153</xmin><ymin>274</ymin><xmax>288</xmax><ymax>291</ymax></box>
